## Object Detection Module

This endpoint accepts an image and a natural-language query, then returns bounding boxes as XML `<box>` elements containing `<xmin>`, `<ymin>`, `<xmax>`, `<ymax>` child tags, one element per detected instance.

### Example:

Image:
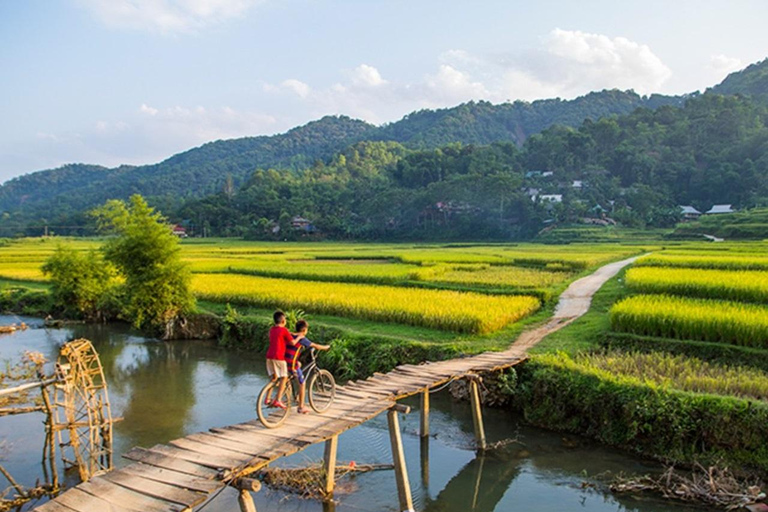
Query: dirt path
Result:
<box><xmin>507</xmin><ymin>255</ymin><xmax>641</xmax><ymax>352</ymax></box>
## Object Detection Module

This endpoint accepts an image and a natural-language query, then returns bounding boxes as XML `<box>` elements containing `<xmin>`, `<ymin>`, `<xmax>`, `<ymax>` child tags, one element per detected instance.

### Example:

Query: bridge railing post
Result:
<box><xmin>388</xmin><ymin>404</ymin><xmax>415</xmax><ymax>512</ymax></box>
<box><xmin>467</xmin><ymin>375</ymin><xmax>487</xmax><ymax>452</ymax></box>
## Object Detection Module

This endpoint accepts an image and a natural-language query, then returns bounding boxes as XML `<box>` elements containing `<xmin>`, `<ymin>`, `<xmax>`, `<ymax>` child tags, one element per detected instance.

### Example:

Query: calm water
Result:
<box><xmin>0</xmin><ymin>315</ymin><xmax>711</xmax><ymax>512</ymax></box>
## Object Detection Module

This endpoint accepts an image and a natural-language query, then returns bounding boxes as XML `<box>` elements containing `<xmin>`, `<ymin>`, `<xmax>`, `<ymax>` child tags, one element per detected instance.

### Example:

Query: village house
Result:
<box><xmin>679</xmin><ymin>205</ymin><xmax>702</xmax><ymax>221</ymax></box>
<box><xmin>705</xmin><ymin>204</ymin><xmax>735</xmax><ymax>215</ymax></box>
<box><xmin>291</xmin><ymin>216</ymin><xmax>316</xmax><ymax>232</ymax></box>
<box><xmin>172</xmin><ymin>225</ymin><xmax>187</xmax><ymax>238</ymax></box>
<box><xmin>538</xmin><ymin>194</ymin><xmax>563</xmax><ymax>203</ymax></box>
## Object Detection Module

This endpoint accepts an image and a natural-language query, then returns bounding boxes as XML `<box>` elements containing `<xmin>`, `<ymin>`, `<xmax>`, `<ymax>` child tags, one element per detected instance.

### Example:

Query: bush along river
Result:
<box><xmin>0</xmin><ymin>314</ymin><xmax>716</xmax><ymax>512</ymax></box>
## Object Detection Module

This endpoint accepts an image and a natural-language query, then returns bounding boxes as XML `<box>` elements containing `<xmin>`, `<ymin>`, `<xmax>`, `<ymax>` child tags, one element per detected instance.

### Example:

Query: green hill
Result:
<box><xmin>709</xmin><ymin>58</ymin><xmax>768</xmax><ymax>103</ymax></box>
<box><xmin>0</xmin><ymin>90</ymin><xmax>681</xmax><ymax>218</ymax></box>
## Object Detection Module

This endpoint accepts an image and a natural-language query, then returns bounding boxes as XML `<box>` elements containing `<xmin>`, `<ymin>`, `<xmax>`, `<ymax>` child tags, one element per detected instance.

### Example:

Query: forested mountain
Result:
<box><xmin>0</xmin><ymin>90</ymin><xmax>682</xmax><ymax>221</ymax></box>
<box><xmin>374</xmin><ymin>90</ymin><xmax>683</xmax><ymax>147</ymax></box>
<box><xmin>709</xmin><ymin>58</ymin><xmax>768</xmax><ymax>102</ymax></box>
<box><xmin>2</xmin><ymin>58</ymin><xmax>768</xmax><ymax>239</ymax></box>
<box><xmin>173</xmin><ymin>94</ymin><xmax>768</xmax><ymax>240</ymax></box>
<box><xmin>0</xmin><ymin>116</ymin><xmax>375</xmax><ymax>216</ymax></box>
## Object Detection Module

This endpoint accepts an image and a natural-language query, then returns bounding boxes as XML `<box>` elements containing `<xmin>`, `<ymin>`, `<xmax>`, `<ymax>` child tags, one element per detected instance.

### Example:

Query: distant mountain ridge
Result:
<box><xmin>1</xmin><ymin>58</ymin><xmax>767</xmax><ymax>217</ymax></box>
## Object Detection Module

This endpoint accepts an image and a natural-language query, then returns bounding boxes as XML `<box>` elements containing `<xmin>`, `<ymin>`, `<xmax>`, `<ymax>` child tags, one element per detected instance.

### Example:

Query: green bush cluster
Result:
<box><xmin>0</xmin><ymin>286</ymin><xmax>51</xmax><ymax>316</ymax></box>
<box><xmin>515</xmin><ymin>356</ymin><xmax>768</xmax><ymax>475</ymax></box>
<box><xmin>218</xmin><ymin>308</ymin><xmax>461</xmax><ymax>380</ymax></box>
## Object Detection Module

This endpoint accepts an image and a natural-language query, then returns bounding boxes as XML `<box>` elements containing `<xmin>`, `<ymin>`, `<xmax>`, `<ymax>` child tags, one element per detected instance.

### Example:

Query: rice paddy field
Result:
<box><xmin>0</xmin><ymin>237</ymin><xmax>648</xmax><ymax>351</ymax></box>
<box><xmin>551</xmin><ymin>239</ymin><xmax>768</xmax><ymax>403</ymax></box>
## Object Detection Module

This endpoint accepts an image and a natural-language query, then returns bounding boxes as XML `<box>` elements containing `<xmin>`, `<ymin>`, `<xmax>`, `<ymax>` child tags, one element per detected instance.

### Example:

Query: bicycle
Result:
<box><xmin>256</xmin><ymin>347</ymin><xmax>336</xmax><ymax>428</ymax></box>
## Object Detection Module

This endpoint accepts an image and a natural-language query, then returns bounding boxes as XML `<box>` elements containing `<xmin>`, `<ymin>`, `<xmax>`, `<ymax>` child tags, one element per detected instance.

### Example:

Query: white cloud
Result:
<box><xmin>425</xmin><ymin>64</ymin><xmax>488</xmax><ymax>102</ymax></box>
<box><xmin>349</xmin><ymin>64</ymin><xmax>387</xmax><ymax>87</ymax></box>
<box><xmin>77</xmin><ymin>0</ymin><xmax>262</xmax><ymax>34</ymax></box>
<box><xmin>281</xmin><ymin>79</ymin><xmax>311</xmax><ymax>99</ymax></box>
<box><xmin>709</xmin><ymin>54</ymin><xmax>744</xmax><ymax>77</ymax></box>
<box><xmin>139</xmin><ymin>103</ymin><xmax>159</xmax><ymax>116</ymax></box>
<box><xmin>135</xmin><ymin>103</ymin><xmax>277</xmax><ymax>143</ymax></box>
<box><xmin>260</xmin><ymin>28</ymin><xmax>672</xmax><ymax>125</ymax></box>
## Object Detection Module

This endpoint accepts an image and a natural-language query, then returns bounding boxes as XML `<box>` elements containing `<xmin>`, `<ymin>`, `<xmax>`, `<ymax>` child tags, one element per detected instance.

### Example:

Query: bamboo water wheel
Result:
<box><xmin>51</xmin><ymin>339</ymin><xmax>114</xmax><ymax>482</ymax></box>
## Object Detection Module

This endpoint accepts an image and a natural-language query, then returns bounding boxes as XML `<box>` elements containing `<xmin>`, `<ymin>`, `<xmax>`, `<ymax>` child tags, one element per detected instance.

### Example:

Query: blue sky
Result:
<box><xmin>1</xmin><ymin>0</ymin><xmax>767</xmax><ymax>182</ymax></box>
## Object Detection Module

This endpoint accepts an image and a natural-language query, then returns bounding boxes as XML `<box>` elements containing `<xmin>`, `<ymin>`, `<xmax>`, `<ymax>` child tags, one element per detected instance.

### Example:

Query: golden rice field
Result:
<box><xmin>625</xmin><ymin>266</ymin><xmax>768</xmax><ymax>303</ymax></box>
<box><xmin>635</xmin><ymin>253</ymin><xmax>768</xmax><ymax>271</ymax></box>
<box><xmin>0</xmin><ymin>262</ymin><xmax>47</xmax><ymax>282</ymax></box>
<box><xmin>610</xmin><ymin>294</ymin><xmax>768</xmax><ymax>347</ymax></box>
<box><xmin>537</xmin><ymin>351</ymin><xmax>768</xmax><ymax>401</ymax></box>
<box><xmin>191</xmin><ymin>273</ymin><xmax>541</xmax><ymax>334</ymax></box>
<box><xmin>424</xmin><ymin>264</ymin><xmax>573</xmax><ymax>289</ymax></box>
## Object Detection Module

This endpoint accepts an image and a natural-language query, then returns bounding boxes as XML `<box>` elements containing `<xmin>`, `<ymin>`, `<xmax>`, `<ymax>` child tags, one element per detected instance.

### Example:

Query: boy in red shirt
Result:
<box><xmin>265</xmin><ymin>310</ymin><xmax>293</xmax><ymax>409</ymax></box>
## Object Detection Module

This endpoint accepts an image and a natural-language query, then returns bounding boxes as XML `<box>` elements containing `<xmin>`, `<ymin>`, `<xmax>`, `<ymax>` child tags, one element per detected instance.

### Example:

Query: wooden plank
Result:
<box><xmin>184</xmin><ymin>433</ymin><xmax>265</xmax><ymax>457</ymax></box>
<box><xmin>29</xmin><ymin>500</ymin><xmax>79</xmax><ymax>512</ymax></box>
<box><xmin>120</xmin><ymin>464</ymin><xmax>222</xmax><ymax>494</ymax></box>
<box><xmin>147</xmin><ymin>444</ymin><xmax>242</xmax><ymax>470</ymax></box>
<box><xmin>122</xmin><ymin>447</ymin><xmax>219</xmax><ymax>479</ymax></box>
<box><xmin>52</xmin><ymin>487</ymin><xmax>137</xmax><ymax>512</ymax></box>
<box><xmin>78</xmin><ymin>477</ymin><xmax>184</xmax><ymax>512</ymax></box>
<box><xmin>212</xmin><ymin>426</ymin><xmax>316</xmax><ymax>447</ymax></box>
<box><xmin>169</xmin><ymin>438</ymin><xmax>255</xmax><ymax>463</ymax></box>
<box><xmin>101</xmin><ymin>470</ymin><xmax>205</xmax><ymax>508</ymax></box>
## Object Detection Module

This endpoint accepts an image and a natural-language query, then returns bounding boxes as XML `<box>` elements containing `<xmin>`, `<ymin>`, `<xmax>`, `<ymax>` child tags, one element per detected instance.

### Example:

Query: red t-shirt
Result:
<box><xmin>266</xmin><ymin>325</ymin><xmax>292</xmax><ymax>361</ymax></box>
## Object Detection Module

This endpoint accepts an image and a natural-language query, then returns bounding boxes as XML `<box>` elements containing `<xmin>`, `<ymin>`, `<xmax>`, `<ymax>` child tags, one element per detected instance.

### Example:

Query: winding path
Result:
<box><xmin>35</xmin><ymin>255</ymin><xmax>640</xmax><ymax>512</ymax></box>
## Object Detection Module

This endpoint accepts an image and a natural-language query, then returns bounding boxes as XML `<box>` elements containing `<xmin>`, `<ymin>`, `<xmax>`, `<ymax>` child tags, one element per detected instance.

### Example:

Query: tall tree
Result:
<box><xmin>94</xmin><ymin>195</ymin><xmax>195</xmax><ymax>334</ymax></box>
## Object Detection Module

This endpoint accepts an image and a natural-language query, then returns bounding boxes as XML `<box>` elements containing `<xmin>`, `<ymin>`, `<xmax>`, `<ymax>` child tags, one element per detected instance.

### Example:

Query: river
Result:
<box><xmin>0</xmin><ymin>315</ymin><xmax>711</xmax><ymax>512</ymax></box>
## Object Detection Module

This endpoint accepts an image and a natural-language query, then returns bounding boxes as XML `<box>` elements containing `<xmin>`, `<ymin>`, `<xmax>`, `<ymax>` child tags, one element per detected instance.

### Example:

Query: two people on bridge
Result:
<box><xmin>265</xmin><ymin>310</ymin><xmax>329</xmax><ymax>413</ymax></box>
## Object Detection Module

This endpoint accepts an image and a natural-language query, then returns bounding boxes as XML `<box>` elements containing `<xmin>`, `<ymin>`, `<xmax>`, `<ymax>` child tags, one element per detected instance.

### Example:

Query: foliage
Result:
<box><xmin>610</xmin><ymin>294</ymin><xmax>768</xmax><ymax>348</ymax></box>
<box><xmin>41</xmin><ymin>246</ymin><xmax>118</xmax><ymax>320</ymax></box>
<box><xmin>192</xmin><ymin>272</ymin><xmax>540</xmax><ymax>334</ymax></box>
<box><xmin>515</xmin><ymin>355</ymin><xmax>768</xmax><ymax>475</ymax></box>
<box><xmin>625</xmin><ymin>266</ymin><xmax>768</xmax><ymax>303</ymax></box>
<box><xmin>0</xmin><ymin>286</ymin><xmax>51</xmax><ymax>316</ymax></box>
<box><xmin>672</xmin><ymin>208</ymin><xmax>768</xmax><ymax>240</ymax></box>
<box><xmin>94</xmin><ymin>195</ymin><xmax>195</xmax><ymax>331</ymax></box>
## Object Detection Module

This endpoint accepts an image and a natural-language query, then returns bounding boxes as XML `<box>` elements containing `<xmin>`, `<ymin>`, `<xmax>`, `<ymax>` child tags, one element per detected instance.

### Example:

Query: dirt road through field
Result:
<box><xmin>509</xmin><ymin>255</ymin><xmax>641</xmax><ymax>352</ymax></box>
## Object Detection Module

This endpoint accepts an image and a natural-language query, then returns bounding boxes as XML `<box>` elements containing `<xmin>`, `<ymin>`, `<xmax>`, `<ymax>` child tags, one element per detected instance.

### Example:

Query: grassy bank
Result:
<box><xmin>513</xmin><ymin>245</ymin><xmax>768</xmax><ymax>477</ymax></box>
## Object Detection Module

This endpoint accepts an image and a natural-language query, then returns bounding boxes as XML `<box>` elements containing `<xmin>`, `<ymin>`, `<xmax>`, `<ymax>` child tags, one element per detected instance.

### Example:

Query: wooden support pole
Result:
<box><xmin>237</xmin><ymin>489</ymin><xmax>257</xmax><ymax>512</ymax></box>
<box><xmin>323</xmin><ymin>435</ymin><xmax>339</xmax><ymax>497</ymax></box>
<box><xmin>469</xmin><ymin>378</ymin><xmax>487</xmax><ymax>451</ymax></box>
<box><xmin>420</xmin><ymin>436</ymin><xmax>429</xmax><ymax>488</ymax></box>
<box><xmin>387</xmin><ymin>407</ymin><xmax>415</xmax><ymax>512</ymax></box>
<box><xmin>420</xmin><ymin>389</ymin><xmax>429</xmax><ymax>438</ymax></box>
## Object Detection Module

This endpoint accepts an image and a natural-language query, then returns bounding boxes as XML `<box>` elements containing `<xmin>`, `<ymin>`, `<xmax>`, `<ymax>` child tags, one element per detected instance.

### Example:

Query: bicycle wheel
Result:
<box><xmin>257</xmin><ymin>379</ymin><xmax>293</xmax><ymax>428</ymax></box>
<box><xmin>308</xmin><ymin>369</ymin><xmax>336</xmax><ymax>413</ymax></box>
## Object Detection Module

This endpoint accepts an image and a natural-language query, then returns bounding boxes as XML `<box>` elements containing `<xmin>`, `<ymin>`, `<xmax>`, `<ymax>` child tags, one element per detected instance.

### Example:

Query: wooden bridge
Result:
<box><xmin>35</xmin><ymin>256</ymin><xmax>638</xmax><ymax>512</ymax></box>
